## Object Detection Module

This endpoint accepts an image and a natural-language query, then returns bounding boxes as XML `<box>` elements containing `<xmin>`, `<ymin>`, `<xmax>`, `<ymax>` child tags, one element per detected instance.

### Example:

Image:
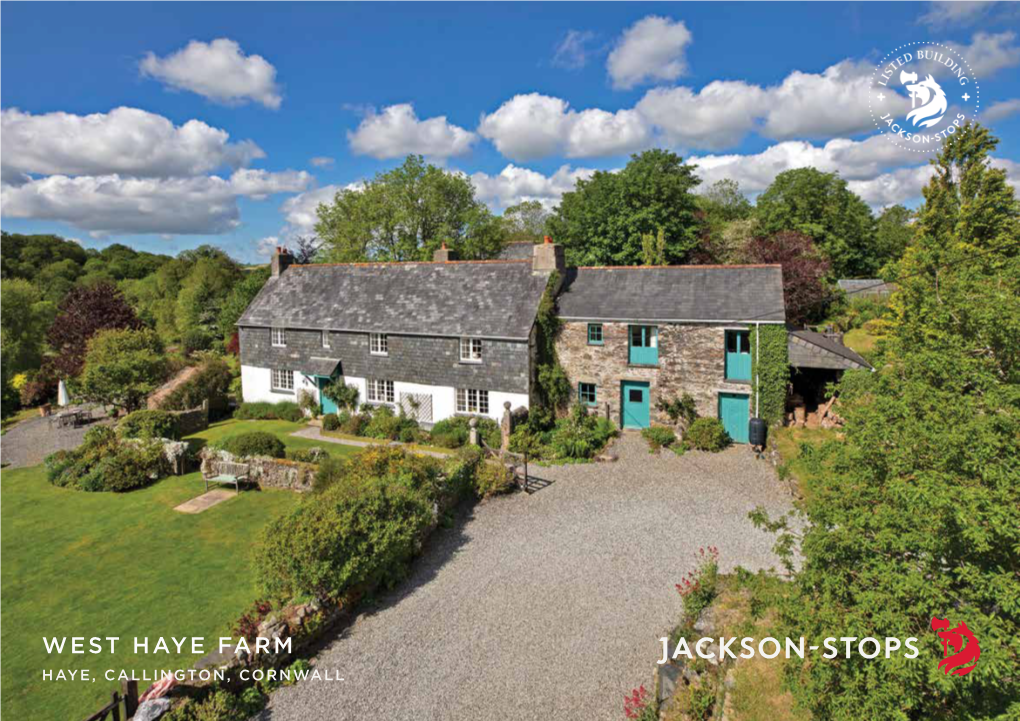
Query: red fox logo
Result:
<box><xmin>931</xmin><ymin>617</ymin><xmax>980</xmax><ymax>676</ymax></box>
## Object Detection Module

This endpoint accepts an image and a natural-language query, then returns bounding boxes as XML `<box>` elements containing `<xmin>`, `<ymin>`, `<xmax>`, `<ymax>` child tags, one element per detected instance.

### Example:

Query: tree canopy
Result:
<box><xmin>756</xmin><ymin>168</ymin><xmax>878</xmax><ymax>278</ymax></box>
<box><xmin>764</xmin><ymin>123</ymin><xmax>1020</xmax><ymax>720</ymax></box>
<box><xmin>501</xmin><ymin>200</ymin><xmax>551</xmax><ymax>243</ymax></box>
<box><xmin>80</xmin><ymin>328</ymin><xmax>167</xmax><ymax>412</ymax></box>
<box><xmin>46</xmin><ymin>282</ymin><xmax>141</xmax><ymax>378</ymax></box>
<box><xmin>546</xmin><ymin>149</ymin><xmax>702</xmax><ymax>266</ymax></box>
<box><xmin>315</xmin><ymin>155</ymin><xmax>506</xmax><ymax>262</ymax></box>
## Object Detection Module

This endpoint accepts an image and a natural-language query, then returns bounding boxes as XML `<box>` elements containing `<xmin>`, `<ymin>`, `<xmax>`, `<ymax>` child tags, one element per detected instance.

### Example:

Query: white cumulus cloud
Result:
<box><xmin>469</xmin><ymin>164</ymin><xmax>597</xmax><ymax>211</ymax></box>
<box><xmin>140</xmin><ymin>38</ymin><xmax>283</xmax><ymax>108</ymax></box>
<box><xmin>478</xmin><ymin>93</ymin><xmax>650</xmax><ymax>161</ymax></box>
<box><xmin>0</xmin><ymin>107</ymin><xmax>263</xmax><ymax>180</ymax></box>
<box><xmin>637</xmin><ymin>81</ymin><xmax>765</xmax><ymax>150</ymax></box>
<box><xmin>946</xmin><ymin>31</ymin><xmax>1020</xmax><ymax>78</ymax></box>
<box><xmin>607</xmin><ymin>16</ymin><xmax>692</xmax><ymax>90</ymax></box>
<box><xmin>348</xmin><ymin>104</ymin><xmax>476</xmax><ymax>159</ymax></box>
<box><xmin>983</xmin><ymin>98</ymin><xmax>1020</xmax><ymax>122</ymax></box>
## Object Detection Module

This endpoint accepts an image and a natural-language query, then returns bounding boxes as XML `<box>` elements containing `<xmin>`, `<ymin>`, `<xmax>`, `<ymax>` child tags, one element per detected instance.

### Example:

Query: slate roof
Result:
<box><xmin>837</xmin><ymin>279</ymin><xmax>898</xmax><ymax>298</ymax></box>
<box><xmin>238</xmin><ymin>261</ymin><xmax>549</xmax><ymax>340</ymax></box>
<box><xmin>555</xmin><ymin>265</ymin><xmax>786</xmax><ymax>323</ymax></box>
<box><xmin>788</xmin><ymin>330</ymin><xmax>872</xmax><ymax>370</ymax></box>
<box><xmin>300</xmin><ymin>357</ymin><xmax>342</xmax><ymax>377</ymax></box>
<box><xmin>498</xmin><ymin>241</ymin><xmax>537</xmax><ymax>261</ymax></box>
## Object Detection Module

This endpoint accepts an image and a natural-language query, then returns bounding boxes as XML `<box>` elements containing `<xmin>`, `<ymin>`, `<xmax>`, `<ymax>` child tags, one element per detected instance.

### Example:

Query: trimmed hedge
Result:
<box><xmin>234</xmin><ymin>400</ymin><xmax>304</xmax><ymax>422</ymax></box>
<box><xmin>216</xmin><ymin>431</ymin><xmax>286</xmax><ymax>459</ymax></box>
<box><xmin>750</xmin><ymin>324</ymin><xmax>789</xmax><ymax>427</ymax></box>
<box><xmin>117</xmin><ymin>409</ymin><xmax>180</xmax><ymax>440</ymax></box>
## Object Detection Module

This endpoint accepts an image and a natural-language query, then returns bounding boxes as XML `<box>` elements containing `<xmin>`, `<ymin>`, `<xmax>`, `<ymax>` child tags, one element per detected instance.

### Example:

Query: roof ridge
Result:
<box><xmin>289</xmin><ymin>259</ymin><xmax>532</xmax><ymax>268</ymax></box>
<box><xmin>575</xmin><ymin>263</ymin><xmax>782</xmax><ymax>270</ymax></box>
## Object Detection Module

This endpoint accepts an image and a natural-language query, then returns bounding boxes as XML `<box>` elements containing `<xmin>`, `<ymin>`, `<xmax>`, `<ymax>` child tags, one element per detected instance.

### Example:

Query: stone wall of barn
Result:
<box><xmin>555</xmin><ymin>321</ymin><xmax>755</xmax><ymax>427</ymax></box>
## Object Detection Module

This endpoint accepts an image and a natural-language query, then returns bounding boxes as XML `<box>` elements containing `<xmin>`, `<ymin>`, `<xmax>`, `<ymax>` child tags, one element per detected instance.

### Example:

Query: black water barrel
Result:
<box><xmin>749</xmin><ymin>417</ymin><xmax>767</xmax><ymax>447</ymax></box>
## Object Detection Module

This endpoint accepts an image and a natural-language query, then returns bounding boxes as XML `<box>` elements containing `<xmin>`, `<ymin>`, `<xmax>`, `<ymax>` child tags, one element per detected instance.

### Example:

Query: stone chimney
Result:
<box><xmin>533</xmin><ymin>235</ymin><xmax>564</xmax><ymax>274</ymax></box>
<box><xmin>271</xmin><ymin>246</ymin><xmax>294</xmax><ymax>277</ymax></box>
<box><xmin>432</xmin><ymin>242</ymin><xmax>455</xmax><ymax>262</ymax></box>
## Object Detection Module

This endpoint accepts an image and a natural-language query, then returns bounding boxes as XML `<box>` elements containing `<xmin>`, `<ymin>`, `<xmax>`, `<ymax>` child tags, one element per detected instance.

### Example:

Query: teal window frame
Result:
<box><xmin>587</xmin><ymin>323</ymin><xmax>604</xmax><ymax>345</ymax></box>
<box><xmin>628</xmin><ymin>325</ymin><xmax>658</xmax><ymax>365</ymax></box>
<box><xmin>724</xmin><ymin>330</ymin><xmax>752</xmax><ymax>381</ymax></box>
<box><xmin>578</xmin><ymin>382</ymin><xmax>597</xmax><ymax>406</ymax></box>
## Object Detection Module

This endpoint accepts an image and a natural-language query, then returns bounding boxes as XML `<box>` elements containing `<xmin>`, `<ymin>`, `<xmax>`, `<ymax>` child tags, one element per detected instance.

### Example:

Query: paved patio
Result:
<box><xmin>0</xmin><ymin>406</ymin><xmax>112</xmax><ymax>469</ymax></box>
<box><xmin>256</xmin><ymin>433</ymin><xmax>794</xmax><ymax>721</ymax></box>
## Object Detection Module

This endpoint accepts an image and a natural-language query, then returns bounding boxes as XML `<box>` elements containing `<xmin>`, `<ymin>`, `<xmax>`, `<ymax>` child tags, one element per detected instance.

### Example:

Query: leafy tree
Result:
<box><xmin>640</xmin><ymin>228</ymin><xmax>667</xmax><ymax>266</ymax></box>
<box><xmin>743</xmin><ymin>232</ymin><xmax>831</xmax><ymax>325</ymax></box>
<box><xmin>0</xmin><ymin>279</ymin><xmax>56</xmax><ymax>375</ymax></box>
<box><xmin>700</xmin><ymin>179</ymin><xmax>753</xmax><ymax>223</ymax></box>
<box><xmin>293</xmin><ymin>236</ymin><xmax>321</xmax><ymax>264</ymax></box>
<box><xmin>316</xmin><ymin>155</ymin><xmax>506</xmax><ymax>262</ymax></box>
<box><xmin>502</xmin><ymin>200</ymin><xmax>551</xmax><ymax>243</ymax></box>
<box><xmin>760</xmin><ymin>124</ymin><xmax>1020</xmax><ymax>719</ymax></box>
<box><xmin>217</xmin><ymin>267</ymin><xmax>271</xmax><ymax>340</ymax></box>
<box><xmin>175</xmin><ymin>253</ymin><xmax>243</xmax><ymax>339</ymax></box>
<box><xmin>79</xmin><ymin>328</ymin><xmax>167</xmax><ymax>412</ymax></box>
<box><xmin>873</xmin><ymin>204</ymin><xmax>914</xmax><ymax>272</ymax></box>
<box><xmin>546</xmin><ymin>149</ymin><xmax>702</xmax><ymax>266</ymax></box>
<box><xmin>46</xmin><ymin>283</ymin><xmax>141</xmax><ymax>378</ymax></box>
<box><xmin>756</xmin><ymin>168</ymin><xmax>877</xmax><ymax>278</ymax></box>
<box><xmin>1</xmin><ymin>232</ymin><xmax>88</xmax><ymax>281</ymax></box>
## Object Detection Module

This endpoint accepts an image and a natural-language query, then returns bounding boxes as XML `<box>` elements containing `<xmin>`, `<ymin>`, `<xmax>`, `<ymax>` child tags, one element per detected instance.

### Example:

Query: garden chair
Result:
<box><xmin>203</xmin><ymin>461</ymin><xmax>249</xmax><ymax>495</ymax></box>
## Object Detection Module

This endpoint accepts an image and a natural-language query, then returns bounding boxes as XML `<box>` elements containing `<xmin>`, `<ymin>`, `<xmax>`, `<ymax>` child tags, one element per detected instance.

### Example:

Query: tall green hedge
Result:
<box><xmin>750</xmin><ymin>324</ymin><xmax>788</xmax><ymax>426</ymax></box>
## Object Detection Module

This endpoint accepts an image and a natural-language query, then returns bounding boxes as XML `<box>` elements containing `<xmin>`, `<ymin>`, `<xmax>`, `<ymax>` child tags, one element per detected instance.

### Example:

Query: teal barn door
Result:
<box><xmin>621</xmin><ymin>381</ymin><xmax>651</xmax><ymax>429</ymax></box>
<box><xmin>718</xmin><ymin>393</ymin><xmax>750</xmax><ymax>443</ymax></box>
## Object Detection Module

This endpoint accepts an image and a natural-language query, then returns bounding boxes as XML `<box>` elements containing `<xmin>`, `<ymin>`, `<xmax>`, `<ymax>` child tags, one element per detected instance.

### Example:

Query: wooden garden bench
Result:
<box><xmin>203</xmin><ymin>461</ymin><xmax>249</xmax><ymax>495</ymax></box>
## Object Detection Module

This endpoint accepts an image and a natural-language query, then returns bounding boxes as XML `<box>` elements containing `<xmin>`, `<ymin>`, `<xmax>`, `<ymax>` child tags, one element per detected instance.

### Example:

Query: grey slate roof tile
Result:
<box><xmin>238</xmin><ymin>261</ymin><xmax>549</xmax><ymax>340</ymax></box>
<box><xmin>555</xmin><ymin>265</ymin><xmax>786</xmax><ymax>323</ymax></box>
<box><xmin>788</xmin><ymin>329</ymin><xmax>872</xmax><ymax>370</ymax></box>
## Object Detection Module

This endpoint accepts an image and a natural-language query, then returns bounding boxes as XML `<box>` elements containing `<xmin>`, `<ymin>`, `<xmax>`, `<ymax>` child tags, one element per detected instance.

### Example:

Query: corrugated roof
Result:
<box><xmin>239</xmin><ymin>261</ymin><xmax>549</xmax><ymax>340</ymax></box>
<box><xmin>555</xmin><ymin>265</ymin><xmax>786</xmax><ymax>322</ymax></box>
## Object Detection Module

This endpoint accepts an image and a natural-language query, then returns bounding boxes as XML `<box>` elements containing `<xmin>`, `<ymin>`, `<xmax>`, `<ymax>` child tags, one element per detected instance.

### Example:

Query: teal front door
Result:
<box><xmin>718</xmin><ymin>393</ymin><xmax>750</xmax><ymax>443</ymax></box>
<box><xmin>621</xmin><ymin>381</ymin><xmax>651</xmax><ymax>429</ymax></box>
<box><xmin>317</xmin><ymin>376</ymin><xmax>339</xmax><ymax>414</ymax></box>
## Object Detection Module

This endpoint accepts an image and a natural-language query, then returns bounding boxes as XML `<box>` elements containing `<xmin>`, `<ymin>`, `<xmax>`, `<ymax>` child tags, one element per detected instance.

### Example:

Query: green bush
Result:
<box><xmin>548</xmin><ymin>405</ymin><xmax>617</xmax><ymax>459</ymax></box>
<box><xmin>427</xmin><ymin>416</ymin><xmax>500</xmax><ymax>449</ymax></box>
<box><xmin>361</xmin><ymin>405</ymin><xmax>420</xmax><ymax>441</ymax></box>
<box><xmin>341</xmin><ymin>412</ymin><xmax>369</xmax><ymax>436</ymax></box>
<box><xmin>179</xmin><ymin>328</ymin><xmax>213</xmax><ymax>355</ymax></box>
<box><xmin>161</xmin><ymin>358</ymin><xmax>235</xmax><ymax>413</ymax></box>
<box><xmin>685</xmin><ymin>418</ymin><xmax>730</xmax><ymax>452</ymax></box>
<box><xmin>254</xmin><ymin>457</ymin><xmax>435</xmax><ymax>604</ymax></box>
<box><xmin>44</xmin><ymin>431</ymin><xmax>167</xmax><ymax>492</ymax></box>
<box><xmin>297</xmin><ymin>389</ymin><xmax>319</xmax><ymax>418</ymax></box>
<box><xmin>286</xmin><ymin>448</ymin><xmax>324</xmax><ymax>464</ymax></box>
<box><xmin>117</xmin><ymin>409</ymin><xmax>180</xmax><ymax>440</ymax></box>
<box><xmin>234</xmin><ymin>400</ymin><xmax>303</xmax><ymax>422</ymax></box>
<box><xmin>321</xmin><ymin>413</ymin><xmax>340</xmax><ymax>431</ymax></box>
<box><xmin>217</xmin><ymin>431</ymin><xmax>285</xmax><ymax>458</ymax></box>
<box><xmin>475</xmin><ymin>460</ymin><xmax>516</xmax><ymax>498</ymax></box>
<box><xmin>96</xmin><ymin>441</ymin><xmax>167</xmax><ymax>492</ymax></box>
<box><xmin>641</xmin><ymin>425</ymin><xmax>676</xmax><ymax>452</ymax></box>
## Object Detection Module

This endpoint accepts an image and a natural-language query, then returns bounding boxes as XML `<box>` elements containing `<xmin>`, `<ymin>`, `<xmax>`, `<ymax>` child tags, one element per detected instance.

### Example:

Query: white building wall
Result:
<box><xmin>242</xmin><ymin>366</ymin><xmax>529</xmax><ymax>424</ymax></box>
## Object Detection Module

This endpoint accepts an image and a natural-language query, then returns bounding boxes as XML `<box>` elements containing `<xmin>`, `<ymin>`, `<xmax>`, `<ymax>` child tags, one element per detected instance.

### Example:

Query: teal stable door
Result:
<box><xmin>621</xmin><ymin>381</ymin><xmax>651</xmax><ymax>429</ymax></box>
<box><xmin>718</xmin><ymin>393</ymin><xmax>750</xmax><ymax>443</ymax></box>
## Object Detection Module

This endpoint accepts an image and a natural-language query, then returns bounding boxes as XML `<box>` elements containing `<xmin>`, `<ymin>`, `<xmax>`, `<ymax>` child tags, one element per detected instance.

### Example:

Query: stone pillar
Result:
<box><xmin>532</xmin><ymin>236</ymin><xmax>565</xmax><ymax>274</ymax></box>
<box><xmin>432</xmin><ymin>242</ymin><xmax>454</xmax><ymax>262</ymax></box>
<box><xmin>500</xmin><ymin>401</ymin><xmax>513</xmax><ymax>452</ymax></box>
<box><xmin>468</xmin><ymin>417</ymin><xmax>478</xmax><ymax>446</ymax></box>
<box><xmin>271</xmin><ymin>246</ymin><xmax>294</xmax><ymax>277</ymax></box>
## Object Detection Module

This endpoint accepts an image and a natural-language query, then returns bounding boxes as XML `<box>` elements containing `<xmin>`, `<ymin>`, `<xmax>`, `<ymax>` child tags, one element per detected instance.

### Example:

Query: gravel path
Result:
<box><xmin>1</xmin><ymin>407</ymin><xmax>112</xmax><ymax>469</ymax></box>
<box><xmin>257</xmin><ymin>433</ymin><xmax>794</xmax><ymax>721</ymax></box>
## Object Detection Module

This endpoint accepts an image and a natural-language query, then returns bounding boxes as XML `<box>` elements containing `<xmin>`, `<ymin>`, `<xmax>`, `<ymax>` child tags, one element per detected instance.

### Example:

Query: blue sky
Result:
<box><xmin>2</xmin><ymin>1</ymin><xmax>1019</xmax><ymax>262</ymax></box>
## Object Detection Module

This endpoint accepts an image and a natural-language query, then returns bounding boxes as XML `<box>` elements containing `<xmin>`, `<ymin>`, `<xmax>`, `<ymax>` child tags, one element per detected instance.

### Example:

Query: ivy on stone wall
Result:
<box><xmin>751</xmin><ymin>324</ymin><xmax>789</xmax><ymax>426</ymax></box>
<box><xmin>533</xmin><ymin>272</ymin><xmax>571</xmax><ymax>414</ymax></box>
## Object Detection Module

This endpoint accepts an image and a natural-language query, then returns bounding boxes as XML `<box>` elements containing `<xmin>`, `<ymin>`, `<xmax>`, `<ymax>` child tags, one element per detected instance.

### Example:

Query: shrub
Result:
<box><xmin>234</xmin><ymin>400</ymin><xmax>303</xmax><ymax>422</ymax></box>
<box><xmin>160</xmin><ymin>358</ymin><xmax>234</xmax><ymax>413</ymax></box>
<box><xmin>675</xmin><ymin>546</ymin><xmax>720</xmax><ymax>626</ymax></box>
<box><xmin>44</xmin><ymin>450</ymin><xmax>78</xmax><ymax>486</ymax></box>
<box><xmin>656</xmin><ymin>393</ymin><xmax>697</xmax><ymax>430</ymax></box>
<box><xmin>475</xmin><ymin>460</ymin><xmax>516</xmax><ymax>498</ymax></box>
<box><xmin>363</xmin><ymin>405</ymin><xmax>402</xmax><ymax>439</ymax></box>
<box><xmin>217</xmin><ymin>431</ymin><xmax>286</xmax><ymax>458</ymax></box>
<box><xmin>180</xmin><ymin>328</ymin><xmax>213</xmax><ymax>355</ymax></box>
<box><xmin>286</xmin><ymin>447</ymin><xmax>324</xmax><ymax>464</ymax></box>
<box><xmin>321</xmin><ymin>413</ymin><xmax>340</xmax><ymax>431</ymax></box>
<box><xmin>548</xmin><ymin>405</ymin><xmax>617</xmax><ymax>459</ymax></box>
<box><xmin>231</xmin><ymin>599</ymin><xmax>272</xmax><ymax>644</ymax></box>
<box><xmin>117</xmin><ymin>409</ymin><xmax>180</xmax><ymax>440</ymax></box>
<box><xmin>641</xmin><ymin>425</ymin><xmax>676</xmax><ymax>452</ymax></box>
<box><xmin>341</xmin><ymin>412</ymin><xmax>369</xmax><ymax>436</ymax></box>
<box><xmin>428</xmin><ymin>416</ymin><xmax>500</xmax><ymax>449</ymax></box>
<box><xmin>83</xmin><ymin>425</ymin><xmax>116</xmax><ymax>447</ymax></box>
<box><xmin>685</xmin><ymin>418</ymin><xmax>730</xmax><ymax>452</ymax></box>
<box><xmin>297</xmin><ymin>389</ymin><xmax>319</xmax><ymax>418</ymax></box>
<box><xmin>96</xmin><ymin>441</ymin><xmax>166</xmax><ymax>492</ymax></box>
<box><xmin>254</xmin><ymin>464</ymin><xmax>434</xmax><ymax>603</ymax></box>
<box><xmin>322</xmin><ymin>380</ymin><xmax>359</xmax><ymax>411</ymax></box>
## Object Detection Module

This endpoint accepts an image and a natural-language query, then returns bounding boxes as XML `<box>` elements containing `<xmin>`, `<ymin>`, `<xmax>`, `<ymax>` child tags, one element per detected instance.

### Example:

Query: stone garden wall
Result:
<box><xmin>171</xmin><ymin>402</ymin><xmax>209</xmax><ymax>437</ymax></box>
<box><xmin>199</xmin><ymin>448</ymin><xmax>316</xmax><ymax>492</ymax></box>
<box><xmin>556</xmin><ymin>321</ymin><xmax>754</xmax><ymax>427</ymax></box>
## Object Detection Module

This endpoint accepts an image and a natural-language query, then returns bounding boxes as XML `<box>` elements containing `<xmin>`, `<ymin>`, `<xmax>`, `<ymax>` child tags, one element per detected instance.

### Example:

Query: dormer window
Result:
<box><xmin>271</xmin><ymin>327</ymin><xmax>286</xmax><ymax>347</ymax></box>
<box><xmin>370</xmin><ymin>333</ymin><xmax>388</xmax><ymax>356</ymax></box>
<box><xmin>460</xmin><ymin>337</ymin><xmax>482</xmax><ymax>363</ymax></box>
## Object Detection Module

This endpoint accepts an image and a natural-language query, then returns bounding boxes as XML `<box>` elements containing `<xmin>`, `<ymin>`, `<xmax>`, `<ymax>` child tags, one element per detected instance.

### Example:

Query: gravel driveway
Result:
<box><xmin>257</xmin><ymin>433</ymin><xmax>794</xmax><ymax>721</ymax></box>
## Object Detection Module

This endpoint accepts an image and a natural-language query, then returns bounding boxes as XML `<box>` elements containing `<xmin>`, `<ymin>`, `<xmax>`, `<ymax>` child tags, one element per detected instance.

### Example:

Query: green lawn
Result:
<box><xmin>842</xmin><ymin>327</ymin><xmax>878</xmax><ymax>356</ymax></box>
<box><xmin>0</xmin><ymin>418</ymin><xmax>348</xmax><ymax>721</ymax></box>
